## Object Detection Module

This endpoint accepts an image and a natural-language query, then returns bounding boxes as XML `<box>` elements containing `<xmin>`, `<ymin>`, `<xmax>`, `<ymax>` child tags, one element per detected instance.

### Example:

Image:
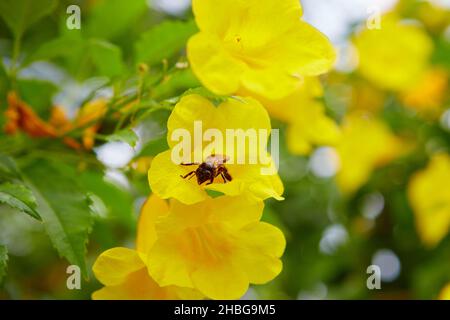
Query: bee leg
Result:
<box><xmin>180</xmin><ymin>171</ymin><xmax>195</xmax><ymax>179</ymax></box>
<box><xmin>206</xmin><ymin>176</ymin><xmax>214</xmax><ymax>185</ymax></box>
<box><xmin>180</xmin><ymin>162</ymin><xmax>199</xmax><ymax>166</ymax></box>
<box><xmin>218</xmin><ymin>167</ymin><xmax>232</xmax><ymax>182</ymax></box>
<box><xmin>224</xmin><ymin>172</ymin><xmax>232</xmax><ymax>182</ymax></box>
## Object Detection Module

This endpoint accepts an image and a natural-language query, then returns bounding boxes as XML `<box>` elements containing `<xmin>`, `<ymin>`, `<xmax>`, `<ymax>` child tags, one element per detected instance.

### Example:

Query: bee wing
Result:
<box><xmin>206</xmin><ymin>154</ymin><xmax>229</xmax><ymax>165</ymax></box>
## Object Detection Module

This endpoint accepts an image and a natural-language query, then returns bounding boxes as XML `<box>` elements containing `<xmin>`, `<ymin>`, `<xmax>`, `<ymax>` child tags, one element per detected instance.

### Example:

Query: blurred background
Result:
<box><xmin>0</xmin><ymin>0</ymin><xmax>450</xmax><ymax>299</ymax></box>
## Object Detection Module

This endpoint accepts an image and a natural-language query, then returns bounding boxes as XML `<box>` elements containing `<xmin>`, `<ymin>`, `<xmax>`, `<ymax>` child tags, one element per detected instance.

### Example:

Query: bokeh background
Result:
<box><xmin>1</xmin><ymin>0</ymin><xmax>450</xmax><ymax>299</ymax></box>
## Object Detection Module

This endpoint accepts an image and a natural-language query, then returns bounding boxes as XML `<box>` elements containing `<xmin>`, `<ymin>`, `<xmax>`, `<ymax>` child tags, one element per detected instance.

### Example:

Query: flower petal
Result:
<box><xmin>146</xmin><ymin>230</ymin><xmax>196</xmax><ymax>288</ymax></box>
<box><xmin>236</xmin><ymin>222</ymin><xmax>285</xmax><ymax>284</ymax></box>
<box><xmin>188</xmin><ymin>32</ymin><xmax>245</xmax><ymax>96</ymax></box>
<box><xmin>216</xmin><ymin>96</ymin><xmax>271</xmax><ymax>134</ymax></box>
<box><xmin>206</xmin><ymin>195</ymin><xmax>264</xmax><ymax>229</ymax></box>
<box><xmin>92</xmin><ymin>267</ymin><xmax>202</xmax><ymax>300</ymax></box>
<box><xmin>136</xmin><ymin>194</ymin><xmax>169</xmax><ymax>254</ymax></box>
<box><xmin>191</xmin><ymin>262</ymin><xmax>249</xmax><ymax>300</ymax></box>
<box><xmin>241</xmin><ymin>67</ymin><xmax>302</xmax><ymax>100</ymax></box>
<box><xmin>273</xmin><ymin>21</ymin><xmax>336</xmax><ymax>77</ymax></box>
<box><xmin>206</xmin><ymin>160</ymin><xmax>284</xmax><ymax>201</ymax></box>
<box><xmin>148</xmin><ymin>150</ymin><xmax>209</xmax><ymax>205</ymax></box>
<box><xmin>192</xmin><ymin>0</ymin><xmax>302</xmax><ymax>41</ymax></box>
<box><xmin>92</xmin><ymin>247</ymin><xmax>145</xmax><ymax>286</ymax></box>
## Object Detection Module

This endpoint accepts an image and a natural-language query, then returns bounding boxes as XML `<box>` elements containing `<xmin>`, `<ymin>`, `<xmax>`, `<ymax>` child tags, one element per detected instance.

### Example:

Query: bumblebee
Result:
<box><xmin>180</xmin><ymin>154</ymin><xmax>232</xmax><ymax>185</ymax></box>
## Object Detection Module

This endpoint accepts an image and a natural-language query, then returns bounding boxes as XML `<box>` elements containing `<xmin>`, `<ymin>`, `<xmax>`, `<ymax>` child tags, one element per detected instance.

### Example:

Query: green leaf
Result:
<box><xmin>0</xmin><ymin>0</ymin><xmax>57</xmax><ymax>38</ymax></box>
<box><xmin>135</xmin><ymin>20</ymin><xmax>198</xmax><ymax>65</ymax></box>
<box><xmin>0</xmin><ymin>59</ymin><xmax>8</xmax><ymax>102</ymax></box>
<box><xmin>0</xmin><ymin>245</ymin><xmax>7</xmax><ymax>283</ymax></box>
<box><xmin>22</xmin><ymin>159</ymin><xmax>94</xmax><ymax>277</ymax></box>
<box><xmin>0</xmin><ymin>154</ymin><xmax>22</xmax><ymax>181</ymax></box>
<box><xmin>24</xmin><ymin>32</ymin><xmax>85</xmax><ymax>65</ymax></box>
<box><xmin>89</xmin><ymin>40</ymin><xmax>125</xmax><ymax>78</ymax></box>
<box><xmin>152</xmin><ymin>69</ymin><xmax>201</xmax><ymax>99</ymax></box>
<box><xmin>105</xmin><ymin>128</ymin><xmax>139</xmax><ymax>147</ymax></box>
<box><xmin>17</xmin><ymin>79</ymin><xmax>58</xmax><ymax>116</ymax></box>
<box><xmin>85</xmin><ymin>0</ymin><xmax>147</xmax><ymax>40</ymax></box>
<box><xmin>79</xmin><ymin>171</ymin><xmax>135</xmax><ymax>229</ymax></box>
<box><xmin>432</xmin><ymin>38</ymin><xmax>450</xmax><ymax>71</ymax></box>
<box><xmin>0</xmin><ymin>182</ymin><xmax>41</xmax><ymax>220</ymax></box>
<box><xmin>134</xmin><ymin>136</ymin><xmax>168</xmax><ymax>158</ymax></box>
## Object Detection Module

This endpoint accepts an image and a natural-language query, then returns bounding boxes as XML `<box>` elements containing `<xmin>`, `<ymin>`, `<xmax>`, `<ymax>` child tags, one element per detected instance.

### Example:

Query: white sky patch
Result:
<box><xmin>301</xmin><ymin>0</ymin><xmax>398</xmax><ymax>44</ymax></box>
<box><xmin>95</xmin><ymin>141</ymin><xmax>135</xmax><ymax>169</ymax></box>
<box><xmin>53</xmin><ymin>77</ymin><xmax>110</xmax><ymax>119</ymax></box>
<box><xmin>309</xmin><ymin>147</ymin><xmax>341</xmax><ymax>178</ymax></box>
<box><xmin>441</xmin><ymin>109</ymin><xmax>450</xmax><ymax>132</ymax></box>
<box><xmin>430</xmin><ymin>0</ymin><xmax>450</xmax><ymax>9</ymax></box>
<box><xmin>372</xmin><ymin>249</ymin><xmax>401</xmax><ymax>282</ymax></box>
<box><xmin>361</xmin><ymin>192</ymin><xmax>385</xmax><ymax>220</ymax></box>
<box><xmin>148</xmin><ymin>0</ymin><xmax>191</xmax><ymax>15</ymax></box>
<box><xmin>105</xmin><ymin>169</ymin><xmax>131</xmax><ymax>190</ymax></box>
<box><xmin>297</xmin><ymin>283</ymin><xmax>328</xmax><ymax>300</ymax></box>
<box><xmin>319</xmin><ymin>224</ymin><xmax>349</xmax><ymax>255</ymax></box>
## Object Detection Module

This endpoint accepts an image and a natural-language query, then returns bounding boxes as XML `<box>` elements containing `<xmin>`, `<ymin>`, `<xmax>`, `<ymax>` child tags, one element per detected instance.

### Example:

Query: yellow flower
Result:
<box><xmin>408</xmin><ymin>154</ymin><xmax>450</xmax><ymax>247</ymax></box>
<box><xmin>92</xmin><ymin>196</ymin><xmax>202</xmax><ymax>300</ymax></box>
<box><xmin>354</xmin><ymin>15</ymin><xmax>433</xmax><ymax>91</ymax></box>
<box><xmin>144</xmin><ymin>194</ymin><xmax>286</xmax><ymax>300</ymax></box>
<box><xmin>336</xmin><ymin>112</ymin><xmax>404</xmax><ymax>194</ymax></box>
<box><xmin>73</xmin><ymin>99</ymin><xmax>108</xmax><ymax>150</ymax></box>
<box><xmin>439</xmin><ymin>283</ymin><xmax>450</xmax><ymax>300</ymax></box>
<box><xmin>401</xmin><ymin>69</ymin><xmax>448</xmax><ymax>118</ymax></box>
<box><xmin>416</xmin><ymin>2</ymin><xmax>450</xmax><ymax>32</ymax></box>
<box><xmin>187</xmin><ymin>0</ymin><xmax>335</xmax><ymax>99</ymax></box>
<box><xmin>148</xmin><ymin>94</ymin><xmax>284</xmax><ymax>205</ymax></box>
<box><xmin>350</xmin><ymin>81</ymin><xmax>386</xmax><ymax>114</ymax></box>
<box><xmin>242</xmin><ymin>77</ymin><xmax>341</xmax><ymax>155</ymax></box>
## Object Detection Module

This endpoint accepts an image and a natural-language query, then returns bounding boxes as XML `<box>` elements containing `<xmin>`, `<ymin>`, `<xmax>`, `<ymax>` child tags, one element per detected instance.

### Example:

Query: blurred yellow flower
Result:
<box><xmin>439</xmin><ymin>283</ymin><xmax>450</xmax><ymax>300</ymax></box>
<box><xmin>188</xmin><ymin>0</ymin><xmax>335</xmax><ymax>99</ymax></box>
<box><xmin>148</xmin><ymin>94</ymin><xmax>284</xmax><ymax>205</ymax></box>
<box><xmin>336</xmin><ymin>112</ymin><xmax>404</xmax><ymax>194</ymax></box>
<box><xmin>408</xmin><ymin>154</ymin><xmax>450</xmax><ymax>247</ymax></box>
<box><xmin>354</xmin><ymin>15</ymin><xmax>433</xmax><ymax>91</ymax></box>
<box><xmin>92</xmin><ymin>196</ymin><xmax>202</xmax><ymax>300</ymax></box>
<box><xmin>402</xmin><ymin>69</ymin><xmax>448</xmax><ymax>118</ymax></box>
<box><xmin>416</xmin><ymin>2</ymin><xmax>450</xmax><ymax>32</ymax></box>
<box><xmin>132</xmin><ymin>156</ymin><xmax>154</xmax><ymax>174</ymax></box>
<box><xmin>242</xmin><ymin>78</ymin><xmax>341</xmax><ymax>155</ymax></box>
<box><xmin>145</xmin><ymin>195</ymin><xmax>286</xmax><ymax>300</ymax></box>
<box><xmin>73</xmin><ymin>99</ymin><xmax>108</xmax><ymax>150</ymax></box>
<box><xmin>350</xmin><ymin>81</ymin><xmax>386</xmax><ymax>114</ymax></box>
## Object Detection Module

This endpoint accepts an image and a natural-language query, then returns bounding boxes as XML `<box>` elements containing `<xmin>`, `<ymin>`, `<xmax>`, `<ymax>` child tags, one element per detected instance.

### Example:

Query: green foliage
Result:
<box><xmin>135</xmin><ymin>20</ymin><xmax>197</xmax><ymax>65</ymax></box>
<box><xmin>105</xmin><ymin>128</ymin><xmax>138</xmax><ymax>147</ymax></box>
<box><xmin>135</xmin><ymin>136</ymin><xmax>168</xmax><ymax>158</ymax></box>
<box><xmin>79</xmin><ymin>171</ymin><xmax>135</xmax><ymax>229</ymax></box>
<box><xmin>0</xmin><ymin>0</ymin><xmax>57</xmax><ymax>38</ymax></box>
<box><xmin>0</xmin><ymin>154</ymin><xmax>41</xmax><ymax>220</ymax></box>
<box><xmin>25</xmin><ymin>32</ymin><xmax>85</xmax><ymax>65</ymax></box>
<box><xmin>22</xmin><ymin>159</ymin><xmax>94</xmax><ymax>278</ymax></box>
<box><xmin>0</xmin><ymin>245</ymin><xmax>7</xmax><ymax>283</ymax></box>
<box><xmin>0</xmin><ymin>182</ymin><xmax>40</xmax><ymax>220</ymax></box>
<box><xmin>89</xmin><ymin>39</ymin><xmax>125</xmax><ymax>78</ymax></box>
<box><xmin>0</xmin><ymin>0</ymin><xmax>448</xmax><ymax>301</ymax></box>
<box><xmin>85</xmin><ymin>0</ymin><xmax>147</xmax><ymax>40</ymax></box>
<box><xmin>17</xmin><ymin>79</ymin><xmax>58</xmax><ymax>115</ymax></box>
<box><xmin>0</xmin><ymin>154</ymin><xmax>22</xmax><ymax>181</ymax></box>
